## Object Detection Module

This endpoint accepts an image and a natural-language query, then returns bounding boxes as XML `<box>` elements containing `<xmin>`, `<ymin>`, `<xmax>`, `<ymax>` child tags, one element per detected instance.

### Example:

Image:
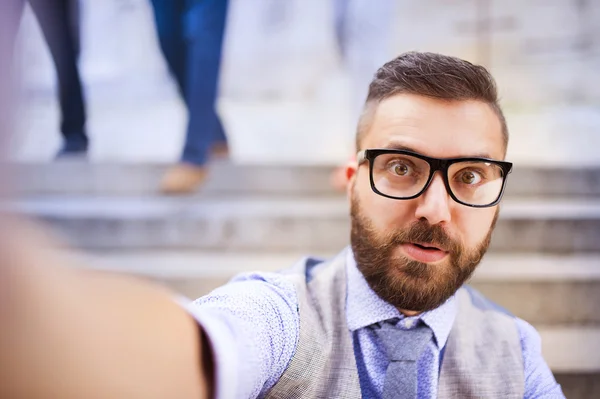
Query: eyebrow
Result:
<box><xmin>379</xmin><ymin>141</ymin><xmax>494</xmax><ymax>160</ymax></box>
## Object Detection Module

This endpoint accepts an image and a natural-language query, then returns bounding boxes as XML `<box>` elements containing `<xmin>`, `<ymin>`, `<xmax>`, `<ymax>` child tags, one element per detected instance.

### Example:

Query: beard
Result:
<box><xmin>350</xmin><ymin>196</ymin><xmax>498</xmax><ymax>313</ymax></box>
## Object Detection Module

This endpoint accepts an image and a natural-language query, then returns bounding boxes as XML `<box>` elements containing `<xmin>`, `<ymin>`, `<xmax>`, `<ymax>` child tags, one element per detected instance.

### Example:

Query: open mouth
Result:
<box><xmin>400</xmin><ymin>242</ymin><xmax>449</xmax><ymax>263</ymax></box>
<box><xmin>412</xmin><ymin>243</ymin><xmax>441</xmax><ymax>251</ymax></box>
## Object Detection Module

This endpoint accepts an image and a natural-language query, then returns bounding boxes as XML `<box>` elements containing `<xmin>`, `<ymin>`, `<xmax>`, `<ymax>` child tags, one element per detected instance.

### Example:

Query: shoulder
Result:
<box><xmin>191</xmin><ymin>253</ymin><xmax>332</xmax><ymax>322</ymax></box>
<box><xmin>514</xmin><ymin>318</ymin><xmax>565</xmax><ymax>398</ymax></box>
<box><xmin>186</xmin><ymin>269</ymin><xmax>303</xmax><ymax>398</ymax></box>
<box><xmin>453</xmin><ymin>285</ymin><xmax>518</xmax><ymax>338</ymax></box>
<box><xmin>456</xmin><ymin>286</ymin><xmax>565</xmax><ymax>398</ymax></box>
<box><xmin>193</xmin><ymin>269</ymin><xmax>300</xmax><ymax>322</ymax></box>
<box><xmin>458</xmin><ymin>285</ymin><xmax>513</xmax><ymax>315</ymax></box>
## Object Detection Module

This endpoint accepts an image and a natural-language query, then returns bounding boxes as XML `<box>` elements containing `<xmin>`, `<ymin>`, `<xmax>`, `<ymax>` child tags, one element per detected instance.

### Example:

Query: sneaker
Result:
<box><xmin>55</xmin><ymin>136</ymin><xmax>88</xmax><ymax>160</ymax></box>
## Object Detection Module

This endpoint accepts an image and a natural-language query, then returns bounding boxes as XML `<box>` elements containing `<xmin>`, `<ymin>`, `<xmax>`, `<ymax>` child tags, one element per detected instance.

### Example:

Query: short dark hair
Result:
<box><xmin>356</xmin><ymin>51</ymin><xmax>508</xmax><ymax>154</ymax></box>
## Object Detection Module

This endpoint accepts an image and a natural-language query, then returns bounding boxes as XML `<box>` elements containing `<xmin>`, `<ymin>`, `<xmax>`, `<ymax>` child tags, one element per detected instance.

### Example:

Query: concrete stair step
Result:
<box><xmin>10</xmin><ymin>196</ymin><xmax>600</xmax><ymax>253</ymax></box>
<box><xmin>538</xmin><ymin>327</ymin><xmax>600</xmax><ymax>373</ymax></box>
<box><xmin>77</xmin><ymin>251</ymin><xmax>600</xmax><ymax>326</ymax></box>
<box><xmin>8</xmin><ymin>161</ymin><xmax>600</xmax><ymax>197</ymax></box>
<box><xmin>555</xmin><ymin>373</ymin><xmax>600</xmax><ymax>399</ymax></box>
<box><xmin>539</xmin><ymin>328</ymin><xmax>600</xmax><ymax>398</ymax></box>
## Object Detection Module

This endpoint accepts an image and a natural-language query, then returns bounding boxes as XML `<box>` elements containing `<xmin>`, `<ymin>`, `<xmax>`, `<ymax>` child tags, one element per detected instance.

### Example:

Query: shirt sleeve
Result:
<box><xmin>516</xmin><ymin>318</ymin><xmax>566</xmax><ymax>399</ymax></box>
<box><xmin>181</xmin><ymin>272</ymin><xmax>300</xmax><ymax>399</ymax></box>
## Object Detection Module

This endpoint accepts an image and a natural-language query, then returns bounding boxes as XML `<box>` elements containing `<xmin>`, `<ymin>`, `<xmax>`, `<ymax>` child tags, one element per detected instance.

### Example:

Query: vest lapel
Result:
<box><xmin>266</xmin><ymin>250</ymin><xmax>362</xmax><ymax>399</ymax></box>
<box><xmin>438</xmin><ymin>287</ymin><xmax>525</xmax><ymax>399</ymax></box>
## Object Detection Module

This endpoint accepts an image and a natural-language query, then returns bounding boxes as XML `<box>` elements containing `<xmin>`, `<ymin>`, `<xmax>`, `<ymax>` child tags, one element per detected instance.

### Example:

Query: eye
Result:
<box><xmin>390</xmin><ymin>162</ymin><xmax>411</xmax><ymax>176</ymax></box>
<box><xmin>459</xmin><ymin>170</ymin><xmax>483</xmax><ymax>185</ymax></box>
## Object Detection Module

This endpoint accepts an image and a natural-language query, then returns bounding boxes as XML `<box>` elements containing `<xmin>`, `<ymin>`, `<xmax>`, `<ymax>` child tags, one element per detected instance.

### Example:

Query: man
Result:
<box><xmin>0</xmin><ymin>52</ymin><xmax>565</xmax><ymax>398</ymax></box>
<box><xmin>184</xmin><ymin>52</ymin><xmax>566</xmax><ymax>398</ymax></box>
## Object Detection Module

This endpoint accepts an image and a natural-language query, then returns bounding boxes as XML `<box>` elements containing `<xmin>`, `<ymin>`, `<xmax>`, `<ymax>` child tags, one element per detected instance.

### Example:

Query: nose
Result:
<box><xmin>414</xmin><ymin>172</ymin><xmax>452</xmax><ymax>225</ymax></box>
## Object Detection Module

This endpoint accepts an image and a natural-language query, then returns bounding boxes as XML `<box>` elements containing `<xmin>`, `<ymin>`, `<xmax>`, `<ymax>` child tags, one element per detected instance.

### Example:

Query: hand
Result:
<box><xmin>0</xmin><ymin>216</ymin><xmax>211</xmax><ymax>399</ymax></box>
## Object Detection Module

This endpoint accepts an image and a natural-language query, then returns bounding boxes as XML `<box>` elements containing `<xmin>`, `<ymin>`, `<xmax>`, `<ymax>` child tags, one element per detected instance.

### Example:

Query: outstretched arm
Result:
<box><xmin>0</xmin><ymin>218</ymin><xmax>213</xmax><ymax>399</ymax></box>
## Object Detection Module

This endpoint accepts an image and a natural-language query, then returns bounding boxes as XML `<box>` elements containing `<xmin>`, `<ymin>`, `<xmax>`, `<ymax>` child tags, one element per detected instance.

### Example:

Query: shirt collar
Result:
<box><xmin>345</xmin><ymin>249</ymin><xmax>457</xmax><ymax>349</ymax></box>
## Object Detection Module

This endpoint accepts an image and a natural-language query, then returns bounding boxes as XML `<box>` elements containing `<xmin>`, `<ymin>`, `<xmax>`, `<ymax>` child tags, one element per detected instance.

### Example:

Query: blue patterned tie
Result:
<box><xmin>374</xmin><ymin>321</ymin><xmax>433</xmax><ymax>399</ymax></box>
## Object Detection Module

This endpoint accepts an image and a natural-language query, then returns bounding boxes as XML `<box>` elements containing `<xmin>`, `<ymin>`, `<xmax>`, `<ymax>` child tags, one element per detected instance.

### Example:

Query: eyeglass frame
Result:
<box><xmin>356</xmin><ymin>149</ymin><xmax>513</xmax><ymax>208</ymax></box>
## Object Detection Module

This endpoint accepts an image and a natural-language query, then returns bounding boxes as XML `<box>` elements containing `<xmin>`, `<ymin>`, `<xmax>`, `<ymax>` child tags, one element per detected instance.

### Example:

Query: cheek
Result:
<box><xmin>356</xmin><ymin>182</ymin><xmax>415</xmax><ymax>230</ymax></box>
<box><xmin>454</xmin><ymin>209</ymin><xmax>496</xmax><ymax>247</ymax></box>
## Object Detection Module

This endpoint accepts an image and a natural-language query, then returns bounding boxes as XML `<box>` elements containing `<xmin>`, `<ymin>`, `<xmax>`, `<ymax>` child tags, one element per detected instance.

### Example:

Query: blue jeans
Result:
<box><xmin>150</xmin><ymin>0</ymin><xmax>228</xmax><ymax>166</ymax></box>
<box><xmin>13</xmin><ymin>0</ymin><xmax>88</xmax><ymax>150</ymax></box>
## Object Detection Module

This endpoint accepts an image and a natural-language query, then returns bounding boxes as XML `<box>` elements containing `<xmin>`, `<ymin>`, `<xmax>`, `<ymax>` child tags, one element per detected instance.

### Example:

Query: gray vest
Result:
<box><xmin>265</xmin><ymin>251</ymin><xmax>525</xmax><ymax>399</ymax></box>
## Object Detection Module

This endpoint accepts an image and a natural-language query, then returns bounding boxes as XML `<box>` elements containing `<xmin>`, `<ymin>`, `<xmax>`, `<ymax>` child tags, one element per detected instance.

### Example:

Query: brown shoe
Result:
<box><xmin>159</xmin><ymin>163</ymin><xmax>209</xmax><ymax>195</ymax></box>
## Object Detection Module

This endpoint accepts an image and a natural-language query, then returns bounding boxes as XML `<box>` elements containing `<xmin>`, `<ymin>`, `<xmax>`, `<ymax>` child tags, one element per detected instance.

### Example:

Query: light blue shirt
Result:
<box><xmin>185</xmin><ymin>249</ymin><xmax>565</xmax><ymax>398</ymax></box>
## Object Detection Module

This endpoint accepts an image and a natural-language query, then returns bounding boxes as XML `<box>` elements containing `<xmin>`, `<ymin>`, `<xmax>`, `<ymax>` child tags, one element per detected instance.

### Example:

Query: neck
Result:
<box><xmin>399</xmin><ymin>309</ymin><xmax>421</xmax><ymax>317</ymax></box>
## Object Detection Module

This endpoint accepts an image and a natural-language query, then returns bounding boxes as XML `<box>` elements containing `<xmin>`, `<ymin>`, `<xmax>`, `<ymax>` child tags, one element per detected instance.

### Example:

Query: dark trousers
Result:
<box><xmin>150</xmin><ymin>0</ymin><xmax>228</xmax><ymax>166</ymax></box>
<box><xmin>14</xmin><ymin>0</ymin><xmax>87</xmax><ymax>148</ymax></box>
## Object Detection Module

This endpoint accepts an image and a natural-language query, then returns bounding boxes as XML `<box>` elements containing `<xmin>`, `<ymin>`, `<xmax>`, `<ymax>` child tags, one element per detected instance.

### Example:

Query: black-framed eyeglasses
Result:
<box><xmin>357</xmin><ymin>149</ymin><xmax>513</xmax><ymax>208</ymax></box>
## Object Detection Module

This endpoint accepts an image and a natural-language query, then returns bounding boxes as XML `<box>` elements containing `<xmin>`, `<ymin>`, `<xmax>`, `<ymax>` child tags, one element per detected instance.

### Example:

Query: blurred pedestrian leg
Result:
<box><xmin>149</xmin><ymin>0</ymin><xmax>187</xmax><ymax>97</ymax></box>
<box><xmin>20</xmin><ymin>0</ymin><xmax>89</xmax><ymax>157</ymax></box>
<box><xmin>150</xmin><ymin>0</ymin><xmax>229</xmax><ymax>194</ymax></box>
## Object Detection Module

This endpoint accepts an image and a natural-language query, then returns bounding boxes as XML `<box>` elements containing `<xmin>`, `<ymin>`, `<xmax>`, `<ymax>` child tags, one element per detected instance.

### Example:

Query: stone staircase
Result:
<box><xmin>9</xmin><ymin>160</ymin><xmax>600</xmax><ymax>397</ymax></box>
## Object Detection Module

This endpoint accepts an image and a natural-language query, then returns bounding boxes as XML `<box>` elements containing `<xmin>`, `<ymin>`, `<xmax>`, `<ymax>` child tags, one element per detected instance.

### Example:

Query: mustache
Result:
<box><xmin>385</xmin><ymin>220</ymin><xmax>461</xmax><ymax>253</ymax></box>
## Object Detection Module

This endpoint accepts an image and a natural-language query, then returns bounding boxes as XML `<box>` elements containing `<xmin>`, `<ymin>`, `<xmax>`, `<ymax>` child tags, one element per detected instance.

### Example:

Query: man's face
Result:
<box><xmin>347</xmin><ymin>93</ymin><xmax>505</xmax><ymax>313</ymax></box>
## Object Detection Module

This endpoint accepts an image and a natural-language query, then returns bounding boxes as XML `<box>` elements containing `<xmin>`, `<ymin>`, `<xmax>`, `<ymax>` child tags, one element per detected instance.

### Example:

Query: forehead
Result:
<box><xmin>362</xmin><ymin>93</ymin><xmax>505</xmax><ymax>160</ymax></box>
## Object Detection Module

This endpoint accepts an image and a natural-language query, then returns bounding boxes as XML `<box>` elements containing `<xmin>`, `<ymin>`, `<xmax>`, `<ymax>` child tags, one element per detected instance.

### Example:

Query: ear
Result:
<box><xmin>345</xmin><ymin>154</ymin><xmax>358</xmax><ymax>198</ymax></box>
